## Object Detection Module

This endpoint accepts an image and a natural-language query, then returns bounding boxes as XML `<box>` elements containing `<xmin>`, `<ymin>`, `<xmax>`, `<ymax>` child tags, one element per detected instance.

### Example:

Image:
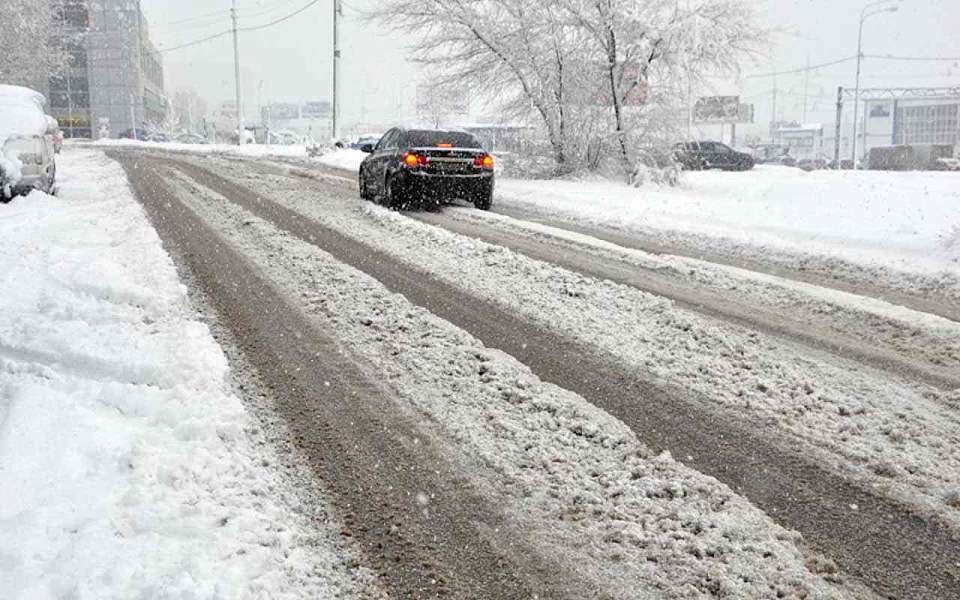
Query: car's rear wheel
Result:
<box><xmin>474</xmin><ymin>188</ymin><xmax>493</xmax><ymax>211</ymax></box>
<box><xmin>358</xmin><ymin>169</ymin><xmax>373</xmax><ymax>200</ymax></box>
<box><xmin>385</xmin><ymin>175</ymin><xmax>404</xmax><ymax>210</ymax></box>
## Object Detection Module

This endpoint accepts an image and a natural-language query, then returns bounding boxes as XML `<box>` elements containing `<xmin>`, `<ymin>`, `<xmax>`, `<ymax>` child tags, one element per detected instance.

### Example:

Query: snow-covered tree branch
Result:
<box><xmin>371</xmin><ymin>0</ymin><xmax>766</xmax><ymax>180</ymax></box>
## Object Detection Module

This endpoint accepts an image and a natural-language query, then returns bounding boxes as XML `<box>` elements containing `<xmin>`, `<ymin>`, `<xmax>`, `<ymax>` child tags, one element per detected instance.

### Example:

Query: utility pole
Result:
<box><xmin>853</xmin><ymin>0</ymin><xmax>900</xmax><ymax>164</ymax></box>
<box><xmin>834</xmin><ymin>86</ymin><xmax>844</xmax><ymax>167</ymax></box>
<box><xmin>332</xmin><ymin>0</ymin><xmax>341</xmax><ymax>141</ymax></box>
<box><xmin>802</xmin><ymin>56</ymin><xmax>810</xmax><ymax>123</ymax></box>
<box><xmin>130</xmin><ymin>94</ymin><xmax>138</xmax><ymax>140</ymax></box>
<box><xmin>231</xmin><ymin>0</ymin><xmax>244</xmax><ymax>145</ymax></box>
<box><xmin>771</xmin><ymin>71</ymin><xmax>778</xmax><ymax>139</ymax></box>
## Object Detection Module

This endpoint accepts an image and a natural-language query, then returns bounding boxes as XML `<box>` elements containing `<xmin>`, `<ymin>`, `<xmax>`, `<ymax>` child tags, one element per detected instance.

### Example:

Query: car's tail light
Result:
<box><xmin>474</xmin><ymin>154</ymin><xmax>494</xmax><ymax>170</ymax></box>
<box><xmin>402</xmin><ymin>152</ymin><xmax>428</xmax><ymax>169</ymax></box>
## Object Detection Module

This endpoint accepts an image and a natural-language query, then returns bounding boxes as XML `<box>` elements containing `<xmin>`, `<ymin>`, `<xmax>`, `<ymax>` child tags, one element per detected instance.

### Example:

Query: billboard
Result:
<box><xmin>694</xmin><ymin>96</ymin><xmax>741</xmax><ymax>123</ymax></box>
<box><xmin>301</xmin><ymin>101</ymin><xmax>330</xmax><ymax>118</ymax></box>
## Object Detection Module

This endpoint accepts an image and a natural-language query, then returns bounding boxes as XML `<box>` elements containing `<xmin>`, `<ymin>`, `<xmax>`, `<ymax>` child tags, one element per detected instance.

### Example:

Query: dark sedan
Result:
<box><xmin>359</xmin><ymin>128</ymin><xmax>495</xmax><ymax>210</ymax></box>
<box><xmin>675</xmin><ymin>141</ymin><xmax>755</xmax><ymax>171</ymax></box>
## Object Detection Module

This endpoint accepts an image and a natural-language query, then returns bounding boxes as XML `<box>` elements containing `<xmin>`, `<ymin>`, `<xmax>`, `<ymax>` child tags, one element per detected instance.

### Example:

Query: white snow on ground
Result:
<box><xmin>92</xmin><ymin>138</ymin><xmax>311</xmax><ymax>160</ymax></box>
<box><xmin>0</xmin><ymin>149</ymin><xmax>382</xmax><ymax>599</ymax></box>
<box><xmin>315</xmin><ymin>148</ymin><xmax>960</xmax><ymax>280</ymax></box>
<box><xmin>317</xmin><ymin>149</ymin><xmax>368</xmax><ymax>172</ymax></box>
<box><xmin>497</xmin><ymin>166</ymin><xmax>960</xmax><ymax>277</ymax></box>
<box><xmin>317</xmin><ymin>148</ymin><xmax>366</xmax><ymax>172</ymax></box>
<box><xmin>200</xmin><ymin>162</ymin><xmax>960</xmax><ymax>531</ymax></box>
<box><xmin>172</xmin><ymin>174</ymin><xmax>863</xmax><ymax>599</ymax></box>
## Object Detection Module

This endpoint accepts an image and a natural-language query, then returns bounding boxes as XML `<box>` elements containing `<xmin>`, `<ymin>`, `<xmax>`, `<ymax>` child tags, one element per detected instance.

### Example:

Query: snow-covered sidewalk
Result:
<box><xmin>0</xmin><ymin>149</ymin><xmax>379</xmax><ymax>598</ymax></box>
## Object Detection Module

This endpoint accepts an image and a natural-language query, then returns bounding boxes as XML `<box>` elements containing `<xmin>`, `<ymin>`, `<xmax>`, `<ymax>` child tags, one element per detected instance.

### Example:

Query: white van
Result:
<box><xmin>0</xmin><ymin>85</ymin><xmax>57</xmax><ymax>200</ymax></box>
<box><xmin>3</xmin><ymin>135</ymin><xmax>56</xmax><ymax>196</ymax></box>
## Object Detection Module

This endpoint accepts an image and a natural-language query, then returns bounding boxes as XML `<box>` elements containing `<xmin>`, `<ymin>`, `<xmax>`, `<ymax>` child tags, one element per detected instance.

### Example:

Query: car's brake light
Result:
<box><xmin>402</xmin><ymin>152</ymin><xmax>428</xmax><ymax>168</ymax></box>
<box><xmin>474</xmin><ymin>154</ymin><xmax>494</xmax><ymax>170</ymax></box>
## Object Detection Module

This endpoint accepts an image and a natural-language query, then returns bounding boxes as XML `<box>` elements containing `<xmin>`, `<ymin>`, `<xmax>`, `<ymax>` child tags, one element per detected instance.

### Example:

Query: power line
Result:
<box><xmin>865</xmin><ymin>54</ymin><xmax>960</xmax><ymax>62</ymax></box>
<box><xmin>239</xmin><ymin>0</ymin><xmax>303</xmax><ymax>19</ymax></box>
<box><xmin>238</xmin><ymin>0</ymin><xmax>324</xmax><ymax>32</ymax></box>
<box><xmin>157</xmin><ymin>30</ymin><xmax>232</xmax><ymax>53</ymax></box>
<box><xmin>156</xmin><ymin>0</ymin><xmax>324</xmax><ymax>53</ymax></box>
<box><xmin>742</xmin><ymin>56</ymin><xmax>858</xmax><ymax>80</ymax></box>
<box><xmin>154</xmin><ymin>9</ymin><xmax>229</xmax><ymax>28</ymax></box>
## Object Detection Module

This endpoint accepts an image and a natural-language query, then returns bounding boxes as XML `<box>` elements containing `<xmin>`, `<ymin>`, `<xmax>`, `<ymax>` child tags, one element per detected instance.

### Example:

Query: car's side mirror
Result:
<box><xmin>360</xmin><ymin>143</ymin><xmax>374</xmax><ymax>153</ymax></box>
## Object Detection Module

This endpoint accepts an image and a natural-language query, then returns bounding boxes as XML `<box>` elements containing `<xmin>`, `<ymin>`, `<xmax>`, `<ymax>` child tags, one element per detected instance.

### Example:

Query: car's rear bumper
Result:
<box><xmin>400</xmin><ymin>171</ymin><xmax>494</xmax><ymax>200</ymax></box>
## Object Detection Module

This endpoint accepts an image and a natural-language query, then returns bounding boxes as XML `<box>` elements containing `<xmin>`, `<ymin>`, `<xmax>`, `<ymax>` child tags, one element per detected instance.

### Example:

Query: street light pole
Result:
<box><xmin>332</xmin><ymin>0</ymin><xmax>341</xmax><ymax>141</ymax></box>
<box><xmin>851</xmin><ymin>0</ymin><xmax>899</xmax><ymax>165</ymax></box>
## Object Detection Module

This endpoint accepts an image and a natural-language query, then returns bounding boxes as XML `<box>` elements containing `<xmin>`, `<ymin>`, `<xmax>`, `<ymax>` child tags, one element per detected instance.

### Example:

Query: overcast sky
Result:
<box><xmin>143</xmin><ymin>0</ymin><xmax>960</xmax><ymax>134</ymax></box>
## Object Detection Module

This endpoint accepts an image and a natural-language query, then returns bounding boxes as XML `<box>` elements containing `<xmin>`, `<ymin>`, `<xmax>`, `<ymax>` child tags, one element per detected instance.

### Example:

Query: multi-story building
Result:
<box><xmin>49</xmin><ymin>0</ymin><xmax>167</xmax><ymax>138</ymax></box>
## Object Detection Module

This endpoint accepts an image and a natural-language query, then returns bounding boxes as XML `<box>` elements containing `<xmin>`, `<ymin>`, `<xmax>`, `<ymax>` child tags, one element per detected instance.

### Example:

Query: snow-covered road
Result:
<box><xmin>100</xmin><ymin>146</ymin><xmax>960</xmax><ymax>599</ymax></box>
<box><xmin>7</xmin><ymin>144</ymin><xmax>958</xmax><ymax>599</ymax></box>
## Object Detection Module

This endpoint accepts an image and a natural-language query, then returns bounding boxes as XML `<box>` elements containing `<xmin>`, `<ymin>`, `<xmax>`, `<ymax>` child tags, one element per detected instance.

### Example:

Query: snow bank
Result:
<box><xmin>0</xmin><ymin>149</ymin><xmax>379</xmax><ymax>598</ymax></box>
<box><xmin>497</xmin><ymin>166</ymin><xmax>960</xmax><ymax>277</ymax></box>
<box><xmin>93</xmin><ymin>137</ymin><xmax>310</xmax><ymax>159</ymax></box>
<box><xmin>317</xmin><ymin>148</ymin><xmax>367</xmax><ymax>171</ymax></box>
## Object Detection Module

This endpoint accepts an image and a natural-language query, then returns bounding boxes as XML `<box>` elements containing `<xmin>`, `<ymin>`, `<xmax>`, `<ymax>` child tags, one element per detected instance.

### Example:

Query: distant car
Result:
<box><xmin>761</xmin><ymin>154</ymin><xmax>798</xmax><ymax>168</ymax></box>
<box><xmin>175</xmin><ymin>133</ymin><xmax>208</xmax><ymax>145</ymax></box>
<box><xmin>359</xmin><ymin>127</ymin><xmax>495</xmax><ymax>210</ymax></box>
<box><xmin>119</xmin><ymin>128</ymin><xmax>149</xmax><ymax>140</ymax></box>
<box><xmin>797</xmin><ymin>158</ymin><xmax>828</xmax><ymax>172</ymax></box>
<box><xmin>147</xmin><ymin>132</ymin><xmax>170</xmax><ymax>143</ymax></box>
<box><xmin>349</xmin><ymin>134</ymin><xmax>381</xmax><ymax>150</ymax></box>
<box><xmin>674</xmin><ymin>141</ymin><xmax>754</xmax><ymax>171</ymax></box>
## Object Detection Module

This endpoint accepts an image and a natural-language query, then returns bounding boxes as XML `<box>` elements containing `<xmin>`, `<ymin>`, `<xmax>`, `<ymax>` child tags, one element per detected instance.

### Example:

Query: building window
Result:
<box><xmin>895</xmin><ymin>103</ymin><xmax>959</xmax><ymax>145</ymax></box>
<box><xmin>54</xmin><ymin>1</ymin><xmax>89</xmax><ymax>29</ymax></box>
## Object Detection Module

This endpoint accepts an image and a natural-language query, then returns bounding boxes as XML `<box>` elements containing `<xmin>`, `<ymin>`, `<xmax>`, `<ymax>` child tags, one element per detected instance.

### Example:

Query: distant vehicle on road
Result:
<box><xmin>797</xmin><ymin>157</ymin><xmax>828</xmax><ymax>171</ymax></box>
<box><xmin>349</xmin><ymin>133</ymin><xmax>381</xmax><ymax>150</ymax></box>
<box><xmin>674</xmin><ymin>141</ymin><xmax>755</xmax><ymax>171</ymax></box>
<box><xmin>359</xmin><ymin>127</ymin><xmax>495</xmax><ymax>210</ymax></box>
<box><xmin>145</xmin><ymin>132</ymin><xmax>171</xmax><ymax>143</ymax></box>
<box><xmin>119</xmin><ymin>128</ymin><xmax>150</xmax><ymax>141</ymax></box>
<box><xmin>175</xmin><ymin>132</ymin><xmax>208</xmax><ymax>145</ymax></box>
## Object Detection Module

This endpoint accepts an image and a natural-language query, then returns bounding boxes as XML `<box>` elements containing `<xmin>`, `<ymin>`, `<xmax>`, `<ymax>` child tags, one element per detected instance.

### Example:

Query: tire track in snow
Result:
<box><xmin>141</xmin><ymin>151</ymin><xmax>960</xmax><ymax>600</ymax></box>
<box><xmin>112</xmin><ymin>153</ymin><xmax>589</xmax><ymax>600</ymax></box>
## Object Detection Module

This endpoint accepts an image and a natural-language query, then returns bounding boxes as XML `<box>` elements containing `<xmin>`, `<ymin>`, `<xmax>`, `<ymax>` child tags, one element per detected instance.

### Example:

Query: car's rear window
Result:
<box><xmin>406</xmin><ymin>130</ymin><xmax>479</xmax><ymax>148</ymax></box>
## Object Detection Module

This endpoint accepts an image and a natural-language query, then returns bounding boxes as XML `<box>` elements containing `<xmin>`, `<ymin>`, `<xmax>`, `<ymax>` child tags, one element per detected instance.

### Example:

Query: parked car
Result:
<box><xmin>145</xmin><ymin>132</ymin><xmax>171</xmax><ymax>143</ymax></box>
<box><xmin>674</xmin><ymin>141</ymin><xmax>754</xmax><ymax>171</ymax></box>
<box><xmin>359</xmin><ymin>127</ymin><xmax>495</xmax><ymax>210</ymax></box>
<box><xmin>3</xmin><ymin>135</ymin><xmax>57</xmax><ymax>196</ymax></box>
<box><xmin>46</xmin><ymin>116</ymin><xmax>63</xmax><ymax>153</ymax></box>
<box><xmin>119</xmin><ymin>128</ymin><xmax>150</xmax><ymax>140</ymax></box>
<box><xmin>797</xmin><ymin>157</ymin><xmax>828</xmax><ymax>171</ymax></box>
<box><xmin>175</xmin><ymin>132</ymin><xmax>208</xmax><ymax>145</ymax></box>
<box><xmin>1</xmin><ymin>85</ymin><xmax>57</xmax><ymax>200</ymax></box>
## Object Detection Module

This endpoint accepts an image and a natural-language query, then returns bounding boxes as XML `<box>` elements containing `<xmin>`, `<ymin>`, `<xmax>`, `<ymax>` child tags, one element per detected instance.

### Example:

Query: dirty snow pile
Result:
<box><xmin>0</xmin><ymin>149</ymin><xmax>378</xmax><ymax>598</ymax></box>
<box><xmin>496</xmin><ymin>166</ymin><xmax>960</xmax><ymax>277</ymax></box>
